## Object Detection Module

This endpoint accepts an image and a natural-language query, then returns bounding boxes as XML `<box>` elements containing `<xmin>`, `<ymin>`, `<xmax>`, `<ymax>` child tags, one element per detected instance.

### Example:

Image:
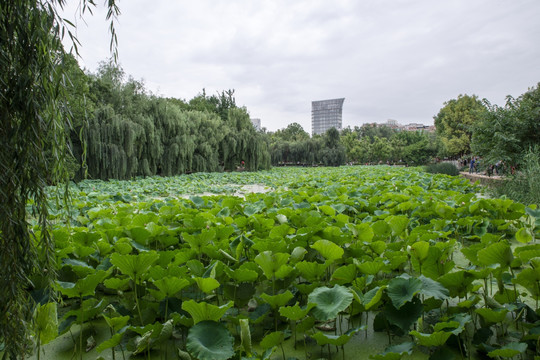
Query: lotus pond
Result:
<box><xmin>28</xmin><ymin>166</ymin><xmax>540</xmax><ymax>360</ymax></box>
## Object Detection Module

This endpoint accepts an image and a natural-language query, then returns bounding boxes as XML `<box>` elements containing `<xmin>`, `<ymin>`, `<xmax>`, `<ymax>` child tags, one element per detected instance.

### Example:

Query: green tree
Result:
<box><xmin>472</xmin><ymin>83</ymin><xmax>540</xmax><ymax>165</ymax></box>
<box><xmin>272</xmin><ymin>122</ymin><xmax>310</xmax><ymax>142</ymax></box>
<box><xmin>434</xmin><ymin>94</ymin><xmax>487</xmax><ymax>157</ymax></box>
<box><xmin>0</xmin><ymin>1</ymin><xmax>119</xmax><ymax>357</ymax></box>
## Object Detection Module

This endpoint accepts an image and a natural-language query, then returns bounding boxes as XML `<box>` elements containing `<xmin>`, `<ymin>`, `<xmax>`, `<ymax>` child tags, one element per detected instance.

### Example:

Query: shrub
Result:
<box><xmin>424</xmin><ymin>162</ymin><xmax>460</xmax><ymax>176</ymax></box>
<box><xmin>492</xmin><ymin>147</ymin><xmax>540</xmax><ymax>205</ymax></box>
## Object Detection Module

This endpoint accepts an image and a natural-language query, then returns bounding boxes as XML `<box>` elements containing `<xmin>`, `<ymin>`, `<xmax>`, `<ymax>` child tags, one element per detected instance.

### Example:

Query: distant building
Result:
<box><xmin>311</xmin><ymin>98</ymin><xmax>344</xmax><ymax>136</ymax></box>
<box><xmin>251</xmin><ymin>118</ymin><xmax>261</xmax><ymax>131</ymax></box>
<box><xmin>377</xmin><ymin>120</ymin><xmax>435</xmax><ymax>132</ymax></box>
<box><xmin>380</xmin><ymin>119</ymin><xmax>399</xmax><ymax>129</ymax></box>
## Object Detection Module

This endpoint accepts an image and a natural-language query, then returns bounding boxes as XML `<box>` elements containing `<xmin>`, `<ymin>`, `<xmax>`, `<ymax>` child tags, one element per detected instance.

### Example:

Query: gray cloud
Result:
<box><xmin>62</xmin><ymin>0</ymin><xmax>540</xmax><ymax>132</ymax></box>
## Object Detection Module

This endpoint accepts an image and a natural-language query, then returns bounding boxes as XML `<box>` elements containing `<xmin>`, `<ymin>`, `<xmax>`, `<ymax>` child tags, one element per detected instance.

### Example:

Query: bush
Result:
<box><xmin>424</xmin><ymin>162</ymin><xmax>460</xmax><ymax>176</ymax></box>
<box><xmin>492</xmin><ymin>147</ymin><xmax>540</xmax><ymax>205</ymax></box>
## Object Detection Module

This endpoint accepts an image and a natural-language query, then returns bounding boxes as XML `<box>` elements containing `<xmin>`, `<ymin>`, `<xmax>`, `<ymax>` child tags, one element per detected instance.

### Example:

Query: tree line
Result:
<box><xmin>64</xmin><ymin>58</ymin><xmax>271</xmax><ymax>180</ymax></box>
<box><xmin>63</xmin><ymin>55</ymin><xmax>539</xmax><ymax>178</ymax></box>
<box><xmin>64</xmin><ymin>58</ymin><xmax>442</xmax><ymax>178</ymax></box>
<box><xmin>433</xmin><ymin>84</ymin><xmax>540</xmax><ymax>167</ymax></box>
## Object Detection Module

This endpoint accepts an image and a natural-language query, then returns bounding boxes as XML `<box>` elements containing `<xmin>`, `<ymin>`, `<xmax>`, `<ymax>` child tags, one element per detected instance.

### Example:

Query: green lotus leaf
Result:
<box><xmin>239</xmin><ymin>318</ymin><xmax>252</xmax><ymax>356</ymax></box>
<box><xmin>57</xmin><ymin>270</ymin><xmax>110</xmax><ymax>298</ymax></box>
<box><xmin>409</xmin><ymin>330</ymin><xmax>451</xmax><ymax>347</ymax></box>
<box><xmin>355</xmin><ymin>223</ymin><xmax>374</xmax><ymax>242</ymax></box>
<box><xmin>181</xmin><ymin>300</ymin><xmax>233</xmax><ymax>324</ymax></box>
<box><xmin>289</xmin><ymin>246</ymin><xmax>307</xmax><ymax>264</ymax></box>
<box><xmin>260</xmin><ymin>331</ymin><xmax>283</xmax><ymax>349</ymax></box>
<box><xmin>475</xmin><ymin>307</ymin><xmax>509</xmax><ymax>324</ymax></box>
<box><xmin>130</xmin><ymin>226</ymin><xmax>151</xmax><ymax>245</ymax></box>
<box><xmin>369</xmin><ymin>241</ymin><xmax>387</xmax><ymax>255</ymax></box>
<box><xmin>308</xmin><ymin>285</ymin><xmax>353</xmax><ymax>321</ymax></box>
<box><xmin>514</xmin><ymin>267</ymin><xmax>540</xmax><ymax>298</ymax></box>
<box><xmin>103</xmin><ymin>315</ymin><xmax>130</xmax><ymax>332</ymax></box>
<box><xmin>387</xmin><ymin>275</ymin><xmax>423</xmax><ymax>309</ymax></box>
<box><xmin>311</xmin><ymin>327</ymin><xmax>362</xmax><ymax>346</ymax></box>
<box><xmin>355</xmin><ymin>259</ymin><xmax>384</xmax><ymax>275</ymax></box>
<box><xmin>437</xmin><ymin>270</ymin><xmax>475</xmax><ymax>298</ymax></box>
<box><xmin>319</xmin><ymin>205</ymin><xmax>336</xmax><ymax>216</ymax></box>
<box><xmin>477</xmin><ymin>242</ymin><xmax>513</xmax><ymax>268</ymax></box>
<box><xmin>274</xmin><ymin>264</ymin><xmax>294</xmax><ymax>279</ymax></box>
<box><xmin>96</xmin><ymin>333</ymin><xmax>122</xmax><ymax>353</ymax></box>
<box><xmin>372</xmin><ymin>220</ymin><xmax>391</xmax><ymax>237</ymax></box>
<box><xmin>275</xmin><ymin>213</ymin><xmax>288</xmax><ymax>224</ymax></box>
<box><xmin>515</xmin><ymin>227</ymin><xmax>533</xmax><ymax>244</ymax></box>
<box><xmin>311</xmin><ymin>239</ymin><xmax>344</xmax><ymax>262</ymax></box>
<box><xmin>183</xmin><ymin>229</ymin><xmax>215</xmax><ymax>253</ymax></box>
<box><xmin>385</xmin><ymin>215</ymin><xmax>409</xmax><ymax>236</ymax></box>
<box><xmin>110</xmin><ymin>251</ymin><xmax>159</xmax><ymax>282</ymax></box>
<box><xmin>417</xmin><ymin>275</ymin><xmax>449</xmax><ymax>301</ymax></box>
<box><xmin>103</xmin><ymin>277</ymin><xmax>130</xmax><ymax>291</ymax></box>
<box><xmin>383</xmin><ymin>298</ymin><xmax>423</xmax><ymax>332</ymax></box>
<box><xmin>186</xmin><ymin>321</ymin><xmax>234</xmax><ymax>360</ymax></box>
<box><xmin>295</xmin><ymin>261</ymin><xmax>327</xmax><ymax>282</ymax></box>
<box><xmin>433</xmin><ymin>321</ymin><xmax>462</xmax><ymax>335</ymax></box>
<box><xmin>33</xmin><ymin>302</ymin><xmax>58</xmax><ymax>345</ymax></box>
<box><xmin>151</xmin><ymin>277</ymin><xmax>190</xmax><ymax>299</ymax></box>
<box><xmin>409</xmin><ymin>241</ymin><xmax>429</xmax><ymax>262</ymax></box>
<box><xmin>217</xmin><ymin>207</ymin><xmax>230</xmax><ymax>218</ymax></box>
<box><xmin>269</xmin><ymin>224</ymin><xmax>291</xmax><ymax>239</ymax></box>
<box><xmin>487</xmin><ymin>342</ymin><xmax>527</xmax><ymax>358</ymax></box>
<box><xmin>330</xmin><ymin>264</ymin><xmax>357</xmax><ymax>285</ymax></box>
<box><xmin>370</xmin><ymin>341</ymin><xmax>414</xmax><ymax>360</ymax></box>
<box><xmin>278</xmin><ymin>302</ymin><xmax>316</xmax><ymax>321</ymax></box>
<box><xmin>114</xmin><ymin>240</ymin><xmax>133</xmax><ymax>255</ymax></box>
<box><xmin>296</xmin><ymin>316</ymin><xmax>316</xmax><ymax>333</ymax></box>
<box><xmin>260</xmin><ymin>291</ymin><xmax>293</xmax><ymax>309</ymax></box>
<box><xmin>435</xmin><ymin>203</ymin><xmax>455</xmax><ymax>219</ymax></box>
<box><xmin>363</xmin><ymin>286</ymin><xmax>387</xmax><ymax>310</ymax></box>
<box><xmin>254</xmin><ymin>251</ymin><xmax>290</xmax><ymax>280</ymax></box>
<box><xmin>458</xmin><ymin>295</ymin><xmax>481</xmax><ymax>308</ymax></box>
<box><xmin>190</xmin><ymin>196</ymin><xmax>205</xmax><ymax>208</ymax></box>
<box><xmin>62</xmin><ymin>258</ymin><xmax>94</xmax><ymax>277</ymax></box>
<box><xmin>194</xmin><ymin>277</ymin><xmax>220</xmax><ymax>294</ymax></box>
<box><xmin>224</xmin><ymin>267</ymin><xmax>259</xmax><ymax>283</ymax></box>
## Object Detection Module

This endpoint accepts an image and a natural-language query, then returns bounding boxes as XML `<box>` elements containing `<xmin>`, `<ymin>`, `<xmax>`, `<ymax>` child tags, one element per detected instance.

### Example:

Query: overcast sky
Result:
<box><xmin>61</xmin><ymin>0</ymin><xmax>540</xmax><ymax>133</ymax></box>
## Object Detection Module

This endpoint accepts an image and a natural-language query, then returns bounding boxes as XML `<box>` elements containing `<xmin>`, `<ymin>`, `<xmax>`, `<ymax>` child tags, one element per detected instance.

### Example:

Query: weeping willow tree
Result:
<box><xmin>83</xmin><ymin>70</ymin><xmax>271</xmax><ymax>179</ymax></box>
<box><xmin>0</xmin><ymin>1</ymin><xmax>119</xmax><ymax>358</ymax></box>
<box><xmin>220</xmin><ymin>107</ymin><xmax>271</xmax><ymax>171</ymax></box>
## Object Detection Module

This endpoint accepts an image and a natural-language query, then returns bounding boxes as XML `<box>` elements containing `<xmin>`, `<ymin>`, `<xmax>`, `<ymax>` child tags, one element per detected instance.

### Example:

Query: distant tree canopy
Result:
<box><xmin>68</xmin><ymin>61</ymin><xmax>270</xmax><ymax>180</ymax></box>
<box><xmin>471</xmin><ymin>83</ymin><xmax>540</xmax><ymax>165</ymax></box>
<box><xmin>269</xmin><ymin>123</ymin><xmax>436</xmax><ymax>167</ymax></box>
<box><xmin>433</xmin><ymin>94</ymin><xmax>488</xmax><ymax>158</ymax></box>
<box><xmin>340</xmin><ymin>124</ymin><xmax>437</xmax><ymax>165</ymax></box>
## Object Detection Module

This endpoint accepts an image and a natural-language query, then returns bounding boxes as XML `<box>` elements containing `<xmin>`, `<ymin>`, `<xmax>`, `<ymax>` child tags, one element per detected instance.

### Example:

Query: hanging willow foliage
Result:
<box><xmin>82</xmin><ymin>81</ymin><xmax>271</xmax><ymax>179</ymax></box>
<box><xmin>0</xmin><ymin>1</ymin><xmax>119</xmax><ymax>357</ymax></box>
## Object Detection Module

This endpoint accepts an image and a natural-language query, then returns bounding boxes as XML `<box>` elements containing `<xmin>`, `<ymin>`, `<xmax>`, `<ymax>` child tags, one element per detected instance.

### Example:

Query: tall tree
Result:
<box><xmin>472</xmin><ymin>83</ymin><xmax>540</xmax><ymax>165</ymax></box>
<box><xmin>433</xmin><ymin>94</ymin><xmax>487</xmax><ymax>158</ymax></box>
<box><xmin>0</xmin><ymin>1</ymin><xmax>118</xmax><ymax>357</ymax></box>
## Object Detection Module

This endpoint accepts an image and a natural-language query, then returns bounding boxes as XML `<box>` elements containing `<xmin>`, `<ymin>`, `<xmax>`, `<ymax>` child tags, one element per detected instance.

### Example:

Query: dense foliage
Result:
<box><xmin>424</xmin><ymin>162</ymin><xmax>460</xmax><ymax>176</ymax></box>
<box><xmin>0</xmin><ymin>1</ymin><xmax>118</xmax><ymax>357</ymax></box>
<box><xmin>471</xmin><ymin>83</ymin><xmax>540</xmax><ymax>166</ymax></box>
<box><xmin>434</xmin><ymin>94</ymin><xmax>487</xmax><ymax>158</ymax></box>
<box><xmin>269</xmin><ymin>123</ymin><xmax>437</xmax><ymax>167</ymax></box>
<box><xmin>65</xmin><ymin>62</ymin><xmax>271</xmax><ymax>180</ymax></box>
<box><xmin>491</xmin><ymin>147</ymin><xmax>540</xmax><ymax>206</ymax></box>
<box><xmin>26</xmin><ymin>167</ymin><xmax>540</xmax><ymax>359</ymax></box>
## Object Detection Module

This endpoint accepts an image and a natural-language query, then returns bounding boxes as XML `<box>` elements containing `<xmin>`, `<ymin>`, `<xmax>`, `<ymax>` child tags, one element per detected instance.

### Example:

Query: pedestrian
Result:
<box><xmin>469</xmin><ymin>157</ymin><xmax>475</xmax><ymax>174</ymax></box>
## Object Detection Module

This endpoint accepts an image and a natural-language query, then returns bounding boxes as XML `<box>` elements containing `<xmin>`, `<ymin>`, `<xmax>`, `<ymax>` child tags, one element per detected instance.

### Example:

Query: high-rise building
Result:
<box><xmin>311</xmin><ymin>98</ymin><xmax>344</xmax><ymax>136</ymax></box>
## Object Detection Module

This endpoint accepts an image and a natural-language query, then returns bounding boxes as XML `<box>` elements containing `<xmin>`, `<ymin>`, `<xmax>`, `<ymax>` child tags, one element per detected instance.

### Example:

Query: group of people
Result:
<box><xmin>460</xmin><ymin>157</ymin><xmax>509</xmax><ymax>176</ymax></box>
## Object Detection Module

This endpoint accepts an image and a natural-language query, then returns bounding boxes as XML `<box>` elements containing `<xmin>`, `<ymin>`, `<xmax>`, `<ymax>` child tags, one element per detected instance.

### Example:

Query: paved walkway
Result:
<box><xmin>460</xmin><ymin>171</ymin><xmax>504</xmax><ymax>185</ymax></box>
